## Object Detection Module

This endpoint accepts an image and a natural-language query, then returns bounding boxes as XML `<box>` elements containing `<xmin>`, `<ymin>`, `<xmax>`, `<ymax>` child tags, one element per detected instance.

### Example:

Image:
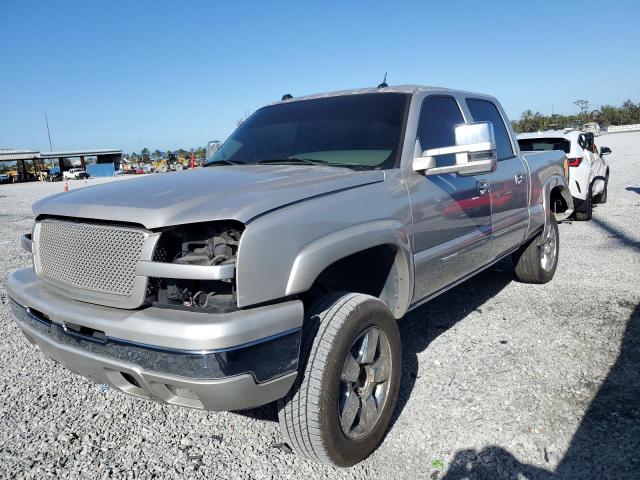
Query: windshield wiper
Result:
<box><xmin>258</xmin><ymin>156</ymin><xmax>328</xmax><ymax>166</ymax></box>
<box><xmin>205</xmin><ymin>159</ymin><xmax>245</xmax><ymax>167</ymax></box>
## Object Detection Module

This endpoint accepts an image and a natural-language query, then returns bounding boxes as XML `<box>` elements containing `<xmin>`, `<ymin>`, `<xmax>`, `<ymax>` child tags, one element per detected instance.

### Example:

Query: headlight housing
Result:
<box><xmin>146</xmin><ymin>221</ymin><xmax>243</xmax><ymax>311</ymax></box>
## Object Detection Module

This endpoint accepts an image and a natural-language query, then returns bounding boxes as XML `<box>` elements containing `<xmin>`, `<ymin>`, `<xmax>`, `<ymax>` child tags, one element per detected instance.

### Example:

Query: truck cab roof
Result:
<box><xmin>271</xmin><ymin>85</ymin><xmax>498</xmax><ymax>105</ymax></box>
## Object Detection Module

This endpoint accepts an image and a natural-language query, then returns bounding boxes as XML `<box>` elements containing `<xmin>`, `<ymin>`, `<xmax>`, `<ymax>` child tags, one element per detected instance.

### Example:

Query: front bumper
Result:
<box><xmin>6</xmin><ymin>268</ymin><xmax>303</xmax><ymax>411</ymax></box>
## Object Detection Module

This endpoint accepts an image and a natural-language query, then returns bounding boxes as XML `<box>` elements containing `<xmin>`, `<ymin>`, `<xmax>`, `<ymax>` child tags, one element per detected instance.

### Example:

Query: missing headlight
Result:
<box><xmin>147</xmin><ymin>221</ymin><xmax>243</xmax><ymax>311</ymax></box>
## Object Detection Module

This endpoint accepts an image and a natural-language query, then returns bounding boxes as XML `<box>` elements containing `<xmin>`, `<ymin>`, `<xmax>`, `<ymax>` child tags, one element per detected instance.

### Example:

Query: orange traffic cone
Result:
<box><xmin>63</xmin><ymin>179</ymin><xmax>69</xmax><ymax>192</ymax></box>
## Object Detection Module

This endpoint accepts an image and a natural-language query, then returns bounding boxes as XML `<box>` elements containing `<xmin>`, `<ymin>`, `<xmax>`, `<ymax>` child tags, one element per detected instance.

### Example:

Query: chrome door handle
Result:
<box><xmin>515</xmin><ymin>172</ymin><xmax>526</xmax><ymax>185</ymax></box>
<box><xmin>477</xmin><ymin>180</ymin><xmax>489</xmax><ymax>195</ymax></box>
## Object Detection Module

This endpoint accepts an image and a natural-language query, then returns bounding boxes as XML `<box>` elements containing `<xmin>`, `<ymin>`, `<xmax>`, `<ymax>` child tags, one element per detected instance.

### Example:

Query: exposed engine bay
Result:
<box><xmin>147</xmin><ymin>222</ymin><xmax>243</xmax><ymax>311</ymax></box>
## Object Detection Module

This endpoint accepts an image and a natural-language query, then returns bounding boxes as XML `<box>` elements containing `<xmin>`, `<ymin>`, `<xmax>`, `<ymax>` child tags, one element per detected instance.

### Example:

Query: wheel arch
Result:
<box><xmin>285</xmin><ymin>220</ymin><xmax>413</xmax><ymax>318</ymax></box>
<box><xmin>540</xmin><ymin>175</ymin><xmax>573</xmax><ymax>242</ymax></box>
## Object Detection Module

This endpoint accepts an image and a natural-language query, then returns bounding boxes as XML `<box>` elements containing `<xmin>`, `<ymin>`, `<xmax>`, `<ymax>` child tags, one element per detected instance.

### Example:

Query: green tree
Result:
<box><xmin>513</xmin><ymin>99</ymin><xmax>640</xmax><ymax>132</ymax></box>
<box><xmin>573</xmin><ymin>99</ymin><xmax>590</xmax><ymax>120</ymax></box>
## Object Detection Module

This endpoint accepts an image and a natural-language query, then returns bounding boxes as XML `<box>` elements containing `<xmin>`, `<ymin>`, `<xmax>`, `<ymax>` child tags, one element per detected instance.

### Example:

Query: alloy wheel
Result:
<box><xmin>338</xmin><ymin>326</ymin><xmax>392</xmax><ymax>440</ymax></box>
<box><xmin>540</xmin><ymin>225</ymin><xmax>557</xmax><ymax>271</ymax></box>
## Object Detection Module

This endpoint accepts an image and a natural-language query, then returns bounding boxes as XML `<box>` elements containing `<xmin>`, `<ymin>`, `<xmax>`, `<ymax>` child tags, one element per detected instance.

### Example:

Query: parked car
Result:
<box><xmin>517</xmin><ymin>130</ymin><xmax>610</xmax><ymax>221</ymax></box>
<box><xmin>583</xmin><ymin>122</ymin><xmax>601</xmax><ymax>135</ymax></box>
<box><xmin>7</xmin><ymin>85</ymin><xmax>572</xmax><ymax>467</ymax></box>
<box><xmin>45</xmin><ymin>171</ymin><xmax>63</xmax><ymax>182</ymax></box>
<box><xmin>0</xmin><ymin>173</ymin><xmax>10</xmax><ymax>184</ymax></box>
<box><xmin>63</xmin><ymin>168</ymin><xmax>89</xmax><ymax>180</ymax></box>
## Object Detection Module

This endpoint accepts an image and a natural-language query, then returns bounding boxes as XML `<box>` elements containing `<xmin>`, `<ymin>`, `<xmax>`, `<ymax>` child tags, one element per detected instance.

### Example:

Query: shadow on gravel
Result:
<box><xmin>625</xmin><ymin>186</ymin><xmax>640</xmax><ymax>194</ymax></box>
<box><xmin>591</xmin><ymin>217</ymin><xmax>640</xmax><ymax>251</ymax></box>
<box><xmin>441</xmin><ymin>303</ymin><xmax>640</xmax><ymax>479</ymax></box>
<box><xmin>391</xmin><ymin>259</ymin><xmax>514</xmax><ymax>431</ymax></box>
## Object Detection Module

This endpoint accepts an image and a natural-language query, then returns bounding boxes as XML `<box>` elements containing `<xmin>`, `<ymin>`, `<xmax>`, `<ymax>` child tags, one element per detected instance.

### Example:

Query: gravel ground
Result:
<box><xmin>1</xmin><ymin>133</ymin><xmax>639</xmax><ymax>480</ymax></box>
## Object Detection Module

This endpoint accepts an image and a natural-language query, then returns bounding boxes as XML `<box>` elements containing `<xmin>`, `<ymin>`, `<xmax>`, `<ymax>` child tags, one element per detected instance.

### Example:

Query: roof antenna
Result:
<box><xmin>377</xmin><ymin>73</ymin><xmax>388</xmax><ymax>89</ymax></box>
<box><xmin>281</xmin><ymin>93</ymin><xmax>293</xmax><ymax>101</ymax></box>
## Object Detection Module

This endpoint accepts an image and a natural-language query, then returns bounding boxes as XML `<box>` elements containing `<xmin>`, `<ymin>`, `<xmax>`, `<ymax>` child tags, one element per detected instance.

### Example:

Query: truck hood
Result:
<box><xmin>33</xmin><ymin>165</ymin><xmax>384</xmax><ymax>229</ymax></box>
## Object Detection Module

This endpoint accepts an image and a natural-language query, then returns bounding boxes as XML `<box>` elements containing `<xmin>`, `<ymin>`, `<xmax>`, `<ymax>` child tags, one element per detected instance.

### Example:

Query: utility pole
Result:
<box><xmin>44</xmin><ymin>112</ymin><xmax>53</xmax><ymax>151</ymax></box>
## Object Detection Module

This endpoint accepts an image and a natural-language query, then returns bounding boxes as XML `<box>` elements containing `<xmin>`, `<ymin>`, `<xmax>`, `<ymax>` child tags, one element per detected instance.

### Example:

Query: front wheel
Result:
<box><xmin>512</xmin><ymin>215</ymin><xmax>559</xmax><ymax>284</ymax></box>
<box><xmin>278</xmin><ymin>293</ymin><xmax>402</xmax><ymax>467</ymax></box>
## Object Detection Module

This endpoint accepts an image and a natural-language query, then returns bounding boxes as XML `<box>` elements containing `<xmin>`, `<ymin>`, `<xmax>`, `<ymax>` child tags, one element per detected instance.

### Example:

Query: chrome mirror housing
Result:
<box><xmin>413</xmin><ymin>122</ymin><xmax>497</xmax><ymax>175</ymax></box>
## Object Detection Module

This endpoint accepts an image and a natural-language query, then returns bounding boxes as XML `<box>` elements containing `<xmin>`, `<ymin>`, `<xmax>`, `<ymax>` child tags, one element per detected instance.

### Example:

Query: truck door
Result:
<box><xmin>465</xmin><ymin>98</ymin><xmax>529</xmax><ymax>260</ymax></box>
<box><xmin>407</xmin><ymin>95</ymin><xmax>492</xmax><ymax>301</ymax></box>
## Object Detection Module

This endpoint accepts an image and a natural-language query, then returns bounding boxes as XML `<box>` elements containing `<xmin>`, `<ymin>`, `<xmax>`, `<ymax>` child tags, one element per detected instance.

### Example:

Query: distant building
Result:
<box><xmin>0</xmin><ymin>148</ymin><xmax>122</xmax><ymax>181</ymax></box>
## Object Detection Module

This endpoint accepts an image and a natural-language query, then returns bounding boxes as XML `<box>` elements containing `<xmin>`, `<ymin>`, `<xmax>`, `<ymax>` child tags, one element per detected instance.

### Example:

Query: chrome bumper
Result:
<box><xmin>6</xmin><ymin>268</ymin><xmax>303</xmax><ymax>411</ymax></box>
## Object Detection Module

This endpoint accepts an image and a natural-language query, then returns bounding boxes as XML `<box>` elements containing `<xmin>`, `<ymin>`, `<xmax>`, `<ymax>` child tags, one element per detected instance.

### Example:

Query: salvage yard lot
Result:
<box><xmin>1</xmin><ymin>132</ymin><xmax>638</xmax><ymax>479</ymax></box>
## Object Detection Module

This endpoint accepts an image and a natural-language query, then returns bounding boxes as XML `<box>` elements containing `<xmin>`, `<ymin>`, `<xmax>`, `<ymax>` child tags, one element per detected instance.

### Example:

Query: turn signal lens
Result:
<box><xmin>567</xmin><ymin>157</ymin><xmax>583</xmax><ymax>167</ymax></box>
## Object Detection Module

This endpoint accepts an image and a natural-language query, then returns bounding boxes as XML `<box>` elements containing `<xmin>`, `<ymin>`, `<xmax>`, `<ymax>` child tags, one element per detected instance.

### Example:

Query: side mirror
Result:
<box><xmin>413</xmin><ymin>122</ymin><xmax>497</xmax><ymax>175</ymax></box>
<box><xmin>600</xmin><ymin>146</ymin><xmax>612</xmax><ymax>156</ymax></box>
<box><xmin>206</xmin><ymin>140</ymin><xmax>222</xmax><ymax>161</ymax></box>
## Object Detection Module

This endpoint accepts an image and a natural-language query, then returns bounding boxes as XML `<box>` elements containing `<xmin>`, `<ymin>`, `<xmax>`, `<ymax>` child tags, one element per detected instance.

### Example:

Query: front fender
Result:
<box><xmin>234</xmin><ymin>175</ymin><xmax>414</xmax><ymax>315</ymax></box>
<box><xmin>285</xmin><ymin>220</ymin><xmax>413</xmax><ymax>317</ymax></box>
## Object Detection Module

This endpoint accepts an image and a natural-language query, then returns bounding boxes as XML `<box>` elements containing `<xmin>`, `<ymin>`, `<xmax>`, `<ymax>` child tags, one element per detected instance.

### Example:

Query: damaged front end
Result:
<box><xmin>146</xmin><ymin>221</ymin><xmax>243</xmax><ymax>311</ymax></box>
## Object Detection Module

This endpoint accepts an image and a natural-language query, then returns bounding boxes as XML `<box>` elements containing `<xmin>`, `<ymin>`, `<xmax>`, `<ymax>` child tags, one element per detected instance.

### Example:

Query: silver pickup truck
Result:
<box><xmin>7</xmin><ymin>85</ymin><xmax>573</xmax><ymax>466</ymax></box>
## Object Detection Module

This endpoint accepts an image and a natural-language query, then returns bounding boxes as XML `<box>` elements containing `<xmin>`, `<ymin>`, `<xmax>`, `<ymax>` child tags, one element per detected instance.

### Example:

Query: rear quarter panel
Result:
<box><xmin>521</xmin><ymin>150</ymin><xmax>572</xmax><ymax>235</ymax></box>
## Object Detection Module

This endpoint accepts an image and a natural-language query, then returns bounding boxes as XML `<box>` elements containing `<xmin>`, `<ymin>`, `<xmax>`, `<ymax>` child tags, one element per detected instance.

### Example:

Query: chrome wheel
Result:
<box><xmin>540</xmin><ymin>224</ymin><xmax>557</xmax><ymax>272</ymax></box>
<box><xmin>338</xmin><ymin>326</ymin><xmax>392</xmax><ymax>440</ymax></box>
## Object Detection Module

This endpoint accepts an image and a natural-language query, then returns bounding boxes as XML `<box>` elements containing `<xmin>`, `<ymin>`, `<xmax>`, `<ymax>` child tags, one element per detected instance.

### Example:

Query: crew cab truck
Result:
<box><xmin>7</xmin><ymin>86</ymin><xmax>573</xmax><ymax>467</ymax></box>
<box><xmin>63</xmin><ymin>167</ymin><xmax>89</xmax><ymax>180</ymax></box>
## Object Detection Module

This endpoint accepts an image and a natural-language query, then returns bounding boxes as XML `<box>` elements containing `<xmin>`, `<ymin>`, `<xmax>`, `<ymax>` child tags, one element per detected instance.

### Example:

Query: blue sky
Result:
<box><xmin>1</xmin><ymin>0</ymin><xmax>638</xmax><ymax>153</ymax></box>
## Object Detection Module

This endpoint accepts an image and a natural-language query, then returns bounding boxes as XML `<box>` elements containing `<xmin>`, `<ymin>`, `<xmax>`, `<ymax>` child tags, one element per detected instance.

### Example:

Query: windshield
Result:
<box><xmin>207</xmin><ymin>93</ymin><xmax>409</xmax><ymax>169</ymax></box>
<box><xmin>517</xmin><ymin>138</ymin><xmax>571</xmax><ymax>154</ymax></box>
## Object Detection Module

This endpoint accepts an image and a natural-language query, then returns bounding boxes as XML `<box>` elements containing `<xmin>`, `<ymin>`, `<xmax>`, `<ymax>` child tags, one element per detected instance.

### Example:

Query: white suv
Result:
<box><xmin>518</xmin><ymin>130</ymin><xmax>611</xmax><ymax>220</ymax></box>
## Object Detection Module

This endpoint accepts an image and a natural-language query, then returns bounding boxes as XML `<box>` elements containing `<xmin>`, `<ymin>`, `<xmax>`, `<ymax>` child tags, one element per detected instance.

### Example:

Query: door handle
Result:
<box><xmin>477</xmin><ymin>180</ymin><xmax>489</xmax><ymax>195</ymax></box>
<box><xmin>515</xmin><ymin>172</ymin><xmax>526</xmax><ymax>185</ymax></box>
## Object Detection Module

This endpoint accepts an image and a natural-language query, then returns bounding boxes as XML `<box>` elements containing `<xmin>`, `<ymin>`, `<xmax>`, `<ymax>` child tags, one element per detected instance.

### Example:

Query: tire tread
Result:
<box><xmin>278</xmin><ymin>292</ymin><xmax>385</xmax><ymax>464</ymax></box>
<box><xmin>513</xmin><ymin>216</ymin><xmax>559</xmax><ymax>284</ymax></box>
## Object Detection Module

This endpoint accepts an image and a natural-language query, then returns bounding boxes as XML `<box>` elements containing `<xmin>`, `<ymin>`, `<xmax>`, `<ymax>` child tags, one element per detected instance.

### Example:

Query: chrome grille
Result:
<box><xmin>35</xmin><ymin>219</ymin><xmax>146</xmax><ymax>296</ymax></box>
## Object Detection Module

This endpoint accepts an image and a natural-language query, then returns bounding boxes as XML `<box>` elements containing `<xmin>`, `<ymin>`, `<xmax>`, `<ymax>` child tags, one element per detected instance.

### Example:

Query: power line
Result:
<box><xmin>44</xmin><ymin>112</ymin><xmax>53</xmax><ymax>151</ymax></box>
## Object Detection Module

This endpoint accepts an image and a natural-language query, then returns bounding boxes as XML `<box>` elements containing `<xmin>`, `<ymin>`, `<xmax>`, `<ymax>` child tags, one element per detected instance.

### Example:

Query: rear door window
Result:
<box><xmin>466</xmin><ymin>99</ymin><xmax>514</xmax><ymax>160</ymax></box>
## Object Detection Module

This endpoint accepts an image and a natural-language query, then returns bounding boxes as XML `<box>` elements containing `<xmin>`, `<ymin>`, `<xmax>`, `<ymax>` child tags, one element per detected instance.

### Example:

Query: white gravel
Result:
<box><xmin>1</xmin><ymin>133</ymin><xmax>639</xmax><ymax>479</ymax></box>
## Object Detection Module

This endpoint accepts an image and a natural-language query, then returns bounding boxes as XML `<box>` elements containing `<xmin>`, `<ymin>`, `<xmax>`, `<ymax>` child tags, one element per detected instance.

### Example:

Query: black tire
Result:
<box><xmin>574</xmin><ymin>190</ymin><xmax>593</xmax><ymax>221</ymax></box>
<box><xmin>512</xmin><ymin>215</ymin><xmax>559</xmax><ymax>284</ymax></box>
<box><xmin>278</xmin><ymin>292</ymin><xmax>402</xmax><ymax>467</ymax></box>
<box><xmin>594</xmin><ymin>176</ymin><xmax>608</xmax><ymax>204</ymax></box>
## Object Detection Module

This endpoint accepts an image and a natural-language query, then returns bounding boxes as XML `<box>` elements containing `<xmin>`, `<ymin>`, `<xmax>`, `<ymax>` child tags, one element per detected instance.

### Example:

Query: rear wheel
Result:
<box><xmin>278</xmin><ymin>292</ymin><xmax>401</xmax><ymax>467</ymax></box>
<box><xmin>574</xmin><ymin>190</ymin><xmax>593</xmax><ymax>221</ymax></box>
<box><xmin>513</xmin><ymin>215</ymin><xmax>559</xmax><ymax>284</ymax></box>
